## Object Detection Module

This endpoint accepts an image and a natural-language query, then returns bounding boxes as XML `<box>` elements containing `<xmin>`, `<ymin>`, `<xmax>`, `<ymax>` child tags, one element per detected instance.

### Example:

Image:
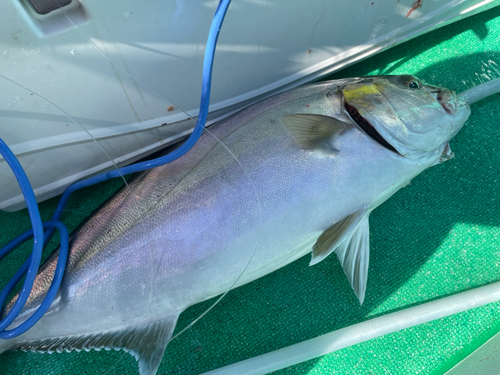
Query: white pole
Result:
<box><xmin>458</xmin><ymin>78</ymin><xmax>500</xmax><ymax>105</ymax></box>
<box><xmin>202</xmin><ymin>282</ymin><xmax>500</xmax><ymax>375</ymax></box>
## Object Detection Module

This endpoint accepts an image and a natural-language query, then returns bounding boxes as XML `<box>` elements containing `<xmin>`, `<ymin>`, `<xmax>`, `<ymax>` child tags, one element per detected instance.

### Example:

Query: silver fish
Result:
<box><xmin>0</xmin><ymin>75</ymin><xmax>470</xmax><ymax>374</ymax></box>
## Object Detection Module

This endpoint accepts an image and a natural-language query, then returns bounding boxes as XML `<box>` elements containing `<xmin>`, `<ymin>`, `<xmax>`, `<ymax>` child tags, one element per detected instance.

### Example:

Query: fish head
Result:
<box><xmin>340</xmin><ymin>75</ymin><xmax>471</xmax><ymax>159</ymax></box>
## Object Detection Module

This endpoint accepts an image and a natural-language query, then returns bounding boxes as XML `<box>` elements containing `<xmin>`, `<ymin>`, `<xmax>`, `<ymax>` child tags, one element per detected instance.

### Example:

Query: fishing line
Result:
<box><xmin>0</xmin><ymin>0</ymin><xmax>232</xmax><ymax>339</ymax></box>
<box><xmin>102</xmin><ymin>125</ymin><xmax>264</xmax><ymax>373</ymax></box>
<box><xmin>100</xmin><ymin>123</ymin><xmax>264</xmax><ymax>375</ymax></box>
<box><xmin>0</xmin><ymin>73</ymin><xmax>131</xmax><ymax>339</ymax></box>
<box><xmin>196</xmin><ymin>78</ymin><xmax>500</xmax><ymax>375</ymax></box>
<box><xmin>0</xmin><ymin>91</ymin><xmax>132</xmax><ymax>343</ymax></box>
<box><xmin>0</xmin><ymin>73</ymin><xmax>130</xmax><ymax>193</ymax></box>
<box><xmin>57</xmin><ymin>0</ymin><xmax>258</xmax><ymax>345</ymax></box>
<box><xmin>59</xmin><ymin>0</ymin><xmax>252</xmax><ymax>342</ymax></box>
<box><xmin>57</xmin><ymin>0</ymin><xmax>199</xmax><ymax>126</ymax></box>
<box><xmin>46</xmin><ymin>0</ymin><xmax>231</xmax><ymax>233</ymax></box>
<box><xmin>169</xmin><ymin>127</ymin><xmax>263</xmax><ymax>342</ymax></box>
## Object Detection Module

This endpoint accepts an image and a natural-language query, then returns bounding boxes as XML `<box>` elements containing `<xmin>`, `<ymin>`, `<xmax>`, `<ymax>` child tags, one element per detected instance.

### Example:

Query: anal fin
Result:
<box><xmin>13</xmin><ymin>315</ymin><xmax>179</xmax><ymax>375</ymax></box>
<box><xmin>126</xmin><ymin>317</ymin><xmax>178</xmax><ymax>375</ymax></box>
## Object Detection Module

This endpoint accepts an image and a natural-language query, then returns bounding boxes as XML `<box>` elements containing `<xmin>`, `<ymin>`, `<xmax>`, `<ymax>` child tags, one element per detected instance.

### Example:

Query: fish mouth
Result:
<box><xmin>437</xmin><ymin>89</ymin><xmax>457</xmax><ymax>115</ymax></box>
<box><xmin>344</xmin><ymin>101</ymin><xmax>400</xmax><ymax>155</ymax></box>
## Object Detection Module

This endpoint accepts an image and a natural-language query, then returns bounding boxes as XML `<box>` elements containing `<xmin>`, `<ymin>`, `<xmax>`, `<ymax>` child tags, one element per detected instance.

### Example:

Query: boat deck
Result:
<box><xmin>2</xmin><ymin>5</ymin><xmax>500</xmax><ymax>375</ymax></box>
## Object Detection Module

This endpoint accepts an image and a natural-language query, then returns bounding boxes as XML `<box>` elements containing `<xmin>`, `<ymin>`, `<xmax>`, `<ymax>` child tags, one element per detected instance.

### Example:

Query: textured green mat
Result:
<box><xmin>2</xmin><ymin>6</ymin><xmax>500</xmax><ymax>375</ymax></box>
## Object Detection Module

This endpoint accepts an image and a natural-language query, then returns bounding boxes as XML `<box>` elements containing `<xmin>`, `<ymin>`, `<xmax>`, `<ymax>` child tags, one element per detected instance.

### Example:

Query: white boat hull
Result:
<box><xmin>0</xmin><ymin>0</ymin><xmax>498</xmax><ymax>211</ymax></box>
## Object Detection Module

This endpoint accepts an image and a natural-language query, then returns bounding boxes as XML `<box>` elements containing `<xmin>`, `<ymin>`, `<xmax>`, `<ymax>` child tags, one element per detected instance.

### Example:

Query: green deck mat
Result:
<box><xmin>2</xmin><ymin>6</ymin><xmax>500</xmax><ymax>374</ymax></box>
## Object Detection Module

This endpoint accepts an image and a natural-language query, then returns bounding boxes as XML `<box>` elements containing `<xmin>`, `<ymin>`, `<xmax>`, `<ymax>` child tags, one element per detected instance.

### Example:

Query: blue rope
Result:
<box><xmin>0</xmin><ymin>220</ymin><xmax>68</xmax><ymax>339</ymax></box>
<box><xmin>0</xmin><ymin>0</ymin><xmax>231</xmax><ymax>338</ymax></box>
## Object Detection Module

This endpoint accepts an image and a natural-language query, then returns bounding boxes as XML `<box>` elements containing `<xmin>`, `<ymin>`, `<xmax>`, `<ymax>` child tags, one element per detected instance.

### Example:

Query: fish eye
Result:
<box><xmin>407</xmin><ymin>80</ymin><xmax>419</xmax><ymax>89</ymax></box>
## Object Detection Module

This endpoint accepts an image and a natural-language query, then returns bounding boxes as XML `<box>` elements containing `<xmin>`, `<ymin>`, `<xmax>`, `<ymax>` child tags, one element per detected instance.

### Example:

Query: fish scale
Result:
<box><xmin>0</xmin><ymin>76</ymin><xmax>470</xmax><ymax>375</ymax></box>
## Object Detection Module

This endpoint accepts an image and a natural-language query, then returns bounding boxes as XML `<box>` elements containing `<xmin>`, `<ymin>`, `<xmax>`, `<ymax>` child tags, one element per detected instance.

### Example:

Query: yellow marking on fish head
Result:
<box><xmin>342</xmin><ymin>83</ymin><xmax>381</xmax><ymax>103</ymax></box>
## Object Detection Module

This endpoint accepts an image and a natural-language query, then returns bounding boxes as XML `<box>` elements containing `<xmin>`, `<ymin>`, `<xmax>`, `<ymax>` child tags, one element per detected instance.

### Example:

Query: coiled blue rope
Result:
<box><xmin>0</xmin><ymin>0</ymin><xmax>231</xmax><ymax>339</ymax></box>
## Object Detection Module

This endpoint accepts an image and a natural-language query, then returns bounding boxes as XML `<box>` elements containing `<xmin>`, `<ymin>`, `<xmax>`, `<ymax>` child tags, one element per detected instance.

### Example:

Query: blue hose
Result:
<box><xmin>0</xmin><ymin>0</ymin><xmax>231</xmax><ymax>338</ymax></box>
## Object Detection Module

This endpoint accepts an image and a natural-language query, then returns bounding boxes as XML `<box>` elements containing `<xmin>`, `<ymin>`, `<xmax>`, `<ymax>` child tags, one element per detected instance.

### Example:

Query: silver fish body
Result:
<box><xmin>0</xmin><ymin>76</ymin><xmax>470</xmax><ymax>374</ymax></box>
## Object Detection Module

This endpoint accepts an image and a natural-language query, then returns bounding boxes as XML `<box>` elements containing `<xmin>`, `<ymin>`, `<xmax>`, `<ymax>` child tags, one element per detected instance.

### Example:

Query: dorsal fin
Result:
<box><xmin>12</xmin><ymin>316</ymin><xmax>178</xmax><ymax>375</ymax></box>
<box><xmin>310</xmin><ymin>209</ymin><xmax>370</xmax><ymax>304</ymax></box>
<box><xmin>279</xmin><ymin>114</ymin><xmax>347</xmax><ymax>150</ymax></box>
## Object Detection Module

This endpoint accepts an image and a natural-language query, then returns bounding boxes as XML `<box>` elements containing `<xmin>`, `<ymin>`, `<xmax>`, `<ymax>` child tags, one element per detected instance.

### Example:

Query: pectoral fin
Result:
<box><xmin>279</xmin><ymin>114</ymin><xmax>347</xmax><ymax>150</ymax></box>
<box><xmin>310</xmin><ymin>208</ymin><xmax>370</xmax><ymax>304</ymax></box>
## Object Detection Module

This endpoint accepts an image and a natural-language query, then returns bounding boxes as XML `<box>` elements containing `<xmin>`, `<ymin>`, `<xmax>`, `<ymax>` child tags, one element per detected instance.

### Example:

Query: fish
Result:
<box><xmin>0</xmin><ymin>75</ymin><xmax>470</xmax><ymax>374</ymax></box>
